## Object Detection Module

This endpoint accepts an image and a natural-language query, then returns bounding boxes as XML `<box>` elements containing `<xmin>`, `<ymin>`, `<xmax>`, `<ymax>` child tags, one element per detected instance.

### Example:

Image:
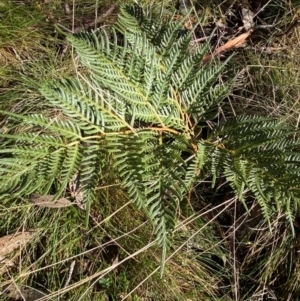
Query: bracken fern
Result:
<box><xmin>1</xmin><ymin>4</ymin><xmax>300</xmax><ymax>274</ymax></box>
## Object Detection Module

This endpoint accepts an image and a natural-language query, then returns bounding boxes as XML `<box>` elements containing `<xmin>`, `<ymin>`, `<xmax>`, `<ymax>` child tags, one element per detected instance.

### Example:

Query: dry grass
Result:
<box><xmin>1</xmin><ymin>0</ymin><xmax>300</xmax><ymax>300</ymax></box>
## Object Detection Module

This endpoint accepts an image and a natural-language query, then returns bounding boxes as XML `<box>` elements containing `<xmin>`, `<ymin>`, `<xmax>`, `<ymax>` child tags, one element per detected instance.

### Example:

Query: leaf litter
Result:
<box><xmin>0</xmin><ymin>231</ymin><xmax>37</xmax><ymax>261</ymax></box>
<box><xmin>30</xmin><ymin>194</ymin><xmax>73</xmax><ymax>208</ymax></box>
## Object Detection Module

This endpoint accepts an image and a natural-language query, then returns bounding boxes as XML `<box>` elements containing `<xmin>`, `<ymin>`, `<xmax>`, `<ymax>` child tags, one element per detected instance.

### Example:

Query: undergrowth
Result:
<box><xmin>1</xmin><ymin>1</ymin><xmax>300</xmax><ymax>301</ymax></box>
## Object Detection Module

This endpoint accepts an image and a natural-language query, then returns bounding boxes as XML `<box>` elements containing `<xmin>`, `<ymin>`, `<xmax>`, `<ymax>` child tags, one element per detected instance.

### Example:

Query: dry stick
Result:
<box><xmin>233</xmin><ymin>198</ymin><xmax>239</xmax><ymax>301</ymax></box>
<box><xmin>63</xmin><ymin>260</ymin><xmax>76</xmax><ymax>289</ymax></box>
<box><xmin>202</xmin><ymin>29</ymin><xmax>253</xmax><ymax>64</ymax></box>
<box><xmin>57</xmin><ymin>260</ymin><xmax>76</xmax><ymax>301</ymax></box>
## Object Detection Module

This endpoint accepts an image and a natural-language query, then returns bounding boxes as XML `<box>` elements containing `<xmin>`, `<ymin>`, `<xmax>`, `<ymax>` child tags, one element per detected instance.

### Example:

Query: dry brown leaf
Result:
<box><xmin>202</xmin><ymin>30</ymin><xmax>253</xmax><ymax>64</ymax></box>
<box><xmin>30</xmin><ymin>194</ymin><xmax>72</xmax><ymax>208</ymax></box>
<box><xmin>0</xmin><ymin>231</ymin><xmax>37</xmax><ymax>260</ymax></box>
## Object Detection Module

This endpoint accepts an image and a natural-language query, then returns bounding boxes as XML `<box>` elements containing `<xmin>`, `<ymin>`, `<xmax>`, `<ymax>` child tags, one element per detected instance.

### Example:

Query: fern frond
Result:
<box><xmin>184</xmin><ymin>141</ymin><xmax>210</xmax><ymax>190</ymax></box>
<box><xmin>110</xmin><ymin>130</ymin><xmax>186</xmax><ymax>273</ymax></box>
<box><xmin>0</xmin><ymin>4</ymin><xmax>235</xmax><ymax>275</ymax></box>
<box><xmin>67</xmin><ymin>32</ymin><xmax>148</xmax><ymax>106</ymax></box>
<box><xmin>144</xmin><ymin>135</ymin><xmax>186</xmax><ymax>274</ymax></box>
<box><xmin>0</xmin><ymin>111</ymin><xmax>82</xmax><ymax>140</ymax></box>
<box><xmin>209</xmin><ymin>116</ymin><xmax>300</xmax><ymax>226</ymax></box>
<box><xmin>80</xmin><ymin>140</ymin><xmax>106</xmax><ymax>227</ymax></box>
<box><xmin>54</xmin><ymin>143</ymin><xmax>83</xmax><ymax>198</ymax></box>
<box><xmin>40</xmin><ymin>78</ymin><xmax>132</xmax><ymax>134</ymax></box>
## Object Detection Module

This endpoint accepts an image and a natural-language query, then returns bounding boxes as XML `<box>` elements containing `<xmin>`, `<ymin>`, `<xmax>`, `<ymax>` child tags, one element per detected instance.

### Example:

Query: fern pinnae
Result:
<box><xmin>39</xmin><ymin>152</ymin><xmax>65</xmax><ymax>194</ymax></box>
<box><xmin>111</xmin><ymin>131</ymin><xmax>154</xmax><ymax>208</ymax></box>
<box><xmin>81</xmin><ymin>143</ymin><xmax>105</xmax><ymax>227</ymax></box>
<box><xmin>114</xmin><ymin>5</ymin><xmax>144</xmax><ymax>36</ymax></box>
<box><xmin>54</xmin><ymin>142</ymin><xmax>83</xmax><ymax>199</ymax></box>
<box><xmin>285</xmin><ymin>196</ymin><xmax>295</xmax><ymax>237</ymax></box>
<box><xmin>224</xmin><ymin>161</ymin><xmax>248</xmax><ymax>209</ymax></box>
<box><xmin>77</xmin><ymin>75</ymin><xmax>134</xmax><ymax>132</ymax></box>
<box><xmin>163</xmin><ymin>33</ymin><xmax>191</xmax><ymax>77</ymax></box>
<box><xmin>69</xmin><ymin>35</ymin><xmax>170</xmax><ymax>128</ymax></box>
<box><xmin>185</xmin><ymin>59</ymin><xmax>231</xmax><ymax>110</ymax></box>
<box><xmin>249</xmin><ymin>169</ymin><xmax>272</xmax><ymax>229</ymax></box>
<box><xmin>1</xmin><ymin>108</ymin><xmax>76</xmax><ymax>140</ymax></box>
<box><xmin>0</xmin><ymin>132</ymin><xmax>65</xmax><ymax>148</ymax></box>
<box><xmin>174</xmin><ymin>42</ymin><xmax>210</xmax><ymax>92</ymax></box>
<box><xmin>40</xmin><ymin>79</ymin><xmax>108</xmax><ymax>135</ymax></box>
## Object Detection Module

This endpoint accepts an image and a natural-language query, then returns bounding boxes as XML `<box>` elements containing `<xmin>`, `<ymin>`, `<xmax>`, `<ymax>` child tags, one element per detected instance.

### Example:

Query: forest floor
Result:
<box><xmin>1</xmin><ymin>1</ymin><xmax>300</xmax><ymax>300</ymax></box>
